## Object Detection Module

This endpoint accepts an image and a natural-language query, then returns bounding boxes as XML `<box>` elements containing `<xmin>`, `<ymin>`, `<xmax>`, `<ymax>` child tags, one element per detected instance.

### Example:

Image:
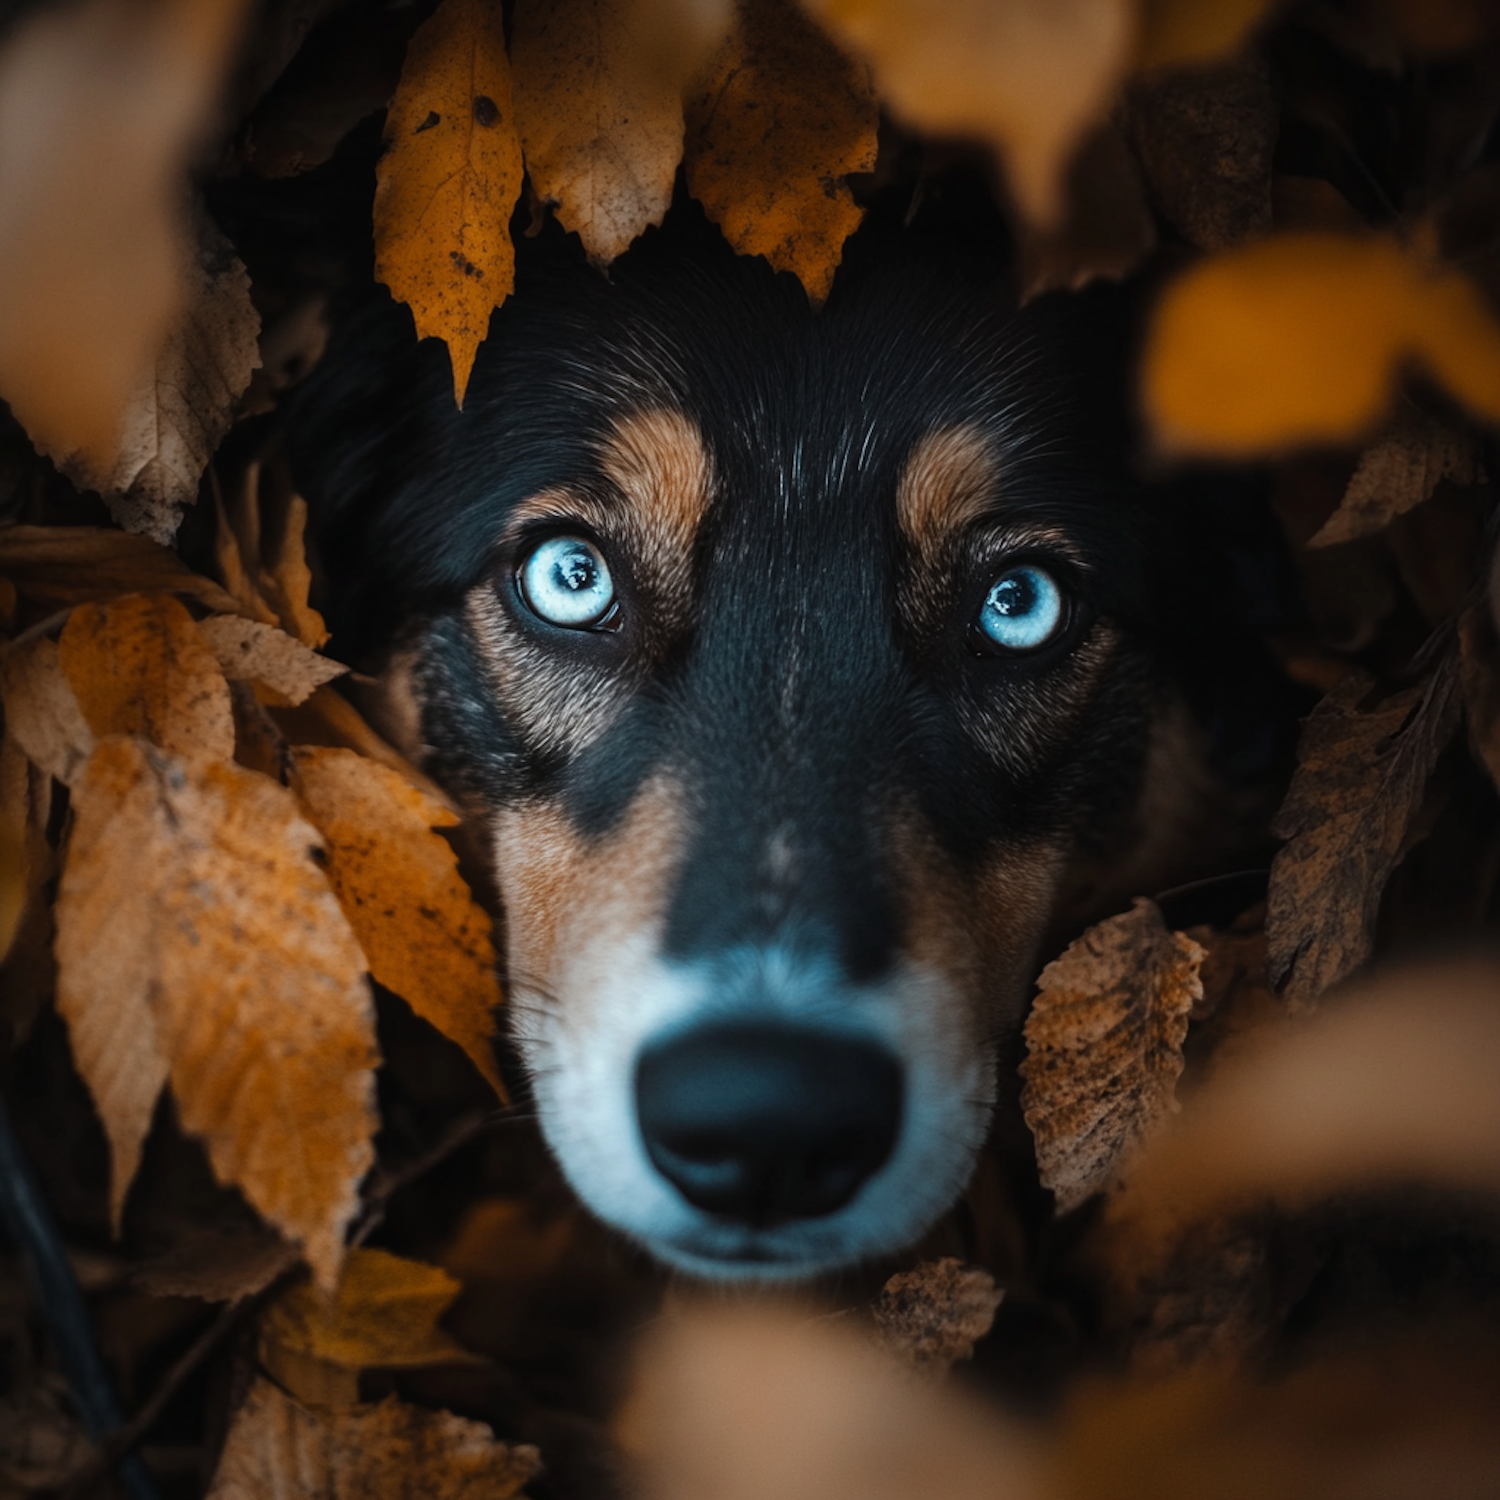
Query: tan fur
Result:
<box><xmin>895</xmin><ymin>426</ymin><xmax>999</xmax><ymax>564</ymax></box>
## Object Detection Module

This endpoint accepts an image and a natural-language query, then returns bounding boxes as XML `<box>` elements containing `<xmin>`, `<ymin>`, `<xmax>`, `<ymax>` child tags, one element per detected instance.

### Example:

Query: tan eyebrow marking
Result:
<box><xmin>896</xmin><ymin>425</ymin><xmax>1000</xmax><ymax>561</ymax></box>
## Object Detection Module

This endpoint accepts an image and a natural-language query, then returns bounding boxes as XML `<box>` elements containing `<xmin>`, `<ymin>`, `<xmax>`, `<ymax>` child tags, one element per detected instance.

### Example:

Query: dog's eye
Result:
<box><xmin>974</xmin><ymin>564</ymin><xmax>1065</xmax><ymax>653</ymax></box>
<box><xmin>518</xmin><ymin>535</ymin><xmax>616</xmax><ymax>628</ymax></box>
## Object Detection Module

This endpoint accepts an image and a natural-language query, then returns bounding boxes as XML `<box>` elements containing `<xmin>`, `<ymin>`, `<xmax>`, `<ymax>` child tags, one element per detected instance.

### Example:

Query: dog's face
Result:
<box><xmin>293</xmin><ymin>252</ymin><xmax>1168</xmax><ymax>1277</ymax></box>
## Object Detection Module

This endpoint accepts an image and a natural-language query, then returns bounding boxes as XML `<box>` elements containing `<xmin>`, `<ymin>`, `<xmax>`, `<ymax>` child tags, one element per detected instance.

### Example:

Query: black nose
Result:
<box><xmin>634</xmin><ymin>1023</ymin><xmax>903</xmax><ymax>1226</ymax></box>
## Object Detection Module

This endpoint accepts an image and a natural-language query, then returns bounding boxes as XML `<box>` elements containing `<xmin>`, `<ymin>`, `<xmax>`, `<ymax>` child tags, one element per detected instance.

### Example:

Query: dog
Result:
<box><xmin>283</xmin><ymin>226</ymin><xmax>1289</xmax><ymax>1279</ymax></box>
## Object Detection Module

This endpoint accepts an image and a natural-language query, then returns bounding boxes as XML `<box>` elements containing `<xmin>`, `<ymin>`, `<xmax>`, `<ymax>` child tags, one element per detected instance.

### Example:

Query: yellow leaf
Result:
<box><xmin>802</xmin><ymin>0</ymin><xmax>1132</xmax><ymax>226</ymax></box>
<box><xmin>58</xmin><ymin>593</ymin><xmax>233</xmax><ymax>765</ymax></box>
<box><xmin>55</xmin><ymin>737</ymin><xmax>377</xmax><ymax>1285</ymax></box>
<box><xmin>290</xmin><ymin>747</ymin><xmax>504</xmax><ymax>1096</ymax></box>
<box><xmin>1144</xmin><ymin>232</ymin><xmax>1500</xmax><ymax>456</ymax></box>
<box><xmin>374</xmin><ymin>0</ymin><xmax>522</xmax><ymax>408</ymax></box>
<box><xmin>0</xmin><ymin>525</ymin><xmax>241</xmax><ymax>615</ymax></box>
<box><xmin>685</xmin><ymin>0</ymin><xmax>878</xmax><ymax>303</ymax></box>
<box><xmin>207</xmin><ymin>1379</ymin><xmax>540</xmax><ymax>1500</ymax></box>
<box><xmin>262</xmin><ymin>1247</ymin><xmax>473</xmax><ymax>1371</ymax></box>
<box><xmin>0</xmin><ymin>638</ymin><xmax>96</xmax><ymax>787</ymax></box>
<box><xmin>198</xmin><ymin>616</ymin><xmax>347</xmax><ymax>707</ymax></box>
<box><xmin>512</xmin><ymin>0</ymin><xmax>688</xmax><ymax>266</ymax></box>
<box><xmin>1020</xmin><ymin>898</ymin><xmax>1204</xmax><ymax>1213</ymax></box>
<box><xmin>0</xmin><ymin>0</ymin><xmax>250</xmax><ymax>466</ymax></box>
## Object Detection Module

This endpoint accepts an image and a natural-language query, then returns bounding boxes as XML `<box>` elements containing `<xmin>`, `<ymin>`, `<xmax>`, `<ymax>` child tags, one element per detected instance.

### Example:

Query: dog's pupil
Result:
<box><xmin>555</xmin><ymin>550</ymin><xmax>595</xmax><ymax>592</ymax></box>
<box><xmin>993</xmin><ymin>573</ymin><xmax>1035</xmax><ymax>616</ymax></box>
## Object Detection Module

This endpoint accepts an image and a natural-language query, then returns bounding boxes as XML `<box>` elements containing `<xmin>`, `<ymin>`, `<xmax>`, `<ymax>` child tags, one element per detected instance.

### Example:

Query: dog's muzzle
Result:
<box><xmin>635</xmin><ymin>1022</ymin><xmax>904</xmax><ymax>1227</ymax></box>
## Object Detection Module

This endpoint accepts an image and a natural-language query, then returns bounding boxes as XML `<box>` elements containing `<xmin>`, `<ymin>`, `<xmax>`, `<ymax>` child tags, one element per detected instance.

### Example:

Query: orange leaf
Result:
<box><xmin>512</xmin><ymin>0</ymin><xmax>689</xmax><ymax>266</ymax></box>
<box><xmin>55</xmin><ymin>737</ymin><xmax>377</xmax><ymax>1285</ymax></box>
<box><xmin>374</xmin><ymin>0</ymin><xmax>522</xmax><ymax>407</ymax></box>
<box><xmin>59</xmin><ymin>593</ymin><xmax>233</xmax><ymax>765</ymax></box>
<box><xmin>1144</xmin><ymin>232</ymin><xmax>1500</xmax><ymax>456</ymax></box>
<box><xmin>685</xmin><ymin>0</ymin><xmax>878</xmax><ymax>303</ymax></box>
<box><xmin>803</xmin><ymin>0</ymin><xmax>1132</xmax><ymax>227</ymax></box>
<box><xmin>207</xmin><ymin>1379</ymin><xmax>540</xmax><ymax>1500</ymax></box>
<box><xmin>290</xmin><ymin>747</ymin><xmax>504</xmax><ymax>1096</ymax></box>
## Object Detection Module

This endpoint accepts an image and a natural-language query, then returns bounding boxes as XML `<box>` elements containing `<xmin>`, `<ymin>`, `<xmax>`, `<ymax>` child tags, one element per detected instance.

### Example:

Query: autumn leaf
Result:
<box><xmin>867</xmin><ymin>1259</ymin><xmax>1003</xmax><ymax>1377</ymax></box>
<box><xmin>802</xmin><ymin>0</ymin><xmax>1132</xmax><ymax>227</ymax></box>
<box><xmin>0</xmin><ymin>741</ymin><xmax>26</xmax><ymax>964</ymax></box>
<box><xmin>289</xmin><ymin>747</ymin><xmax>504</xmax><ymax>1096</ymax></box>
<box><xmin>0</xmin><ymin>0</ymin><xmax>250</xmax><ymax>466</ymax></box>
<box><xmin>1020</xmin><ymin>898</ymin><xmax>1205</xmax><ymax>1213</ymax></box>
<box><xmin>55</xmin><ymin>737</ymin><xmax>377</xmax><ymax>1286</ymax></box>
<box><xmin>0</xmin><ymin>637</ymin><xmax>96</xmax><ymax>787</ymax></box>
<box><xmin>0</xmin><ymin>525</ymin><xmax>241</xmax><ymax>615</ymax></box>
<box><xmin>374</xmin><ymin>0</ymin><xmax>522</xmax><ymax>407</ymax></box>
<box><xmin>684</xmin><ymin>0</ymin><xmax>878</xmax><ymax>303</ymax></box>
<box><xmin>1266</xmin><ymin>659</ymin><xmax>1462</xmax><ymax>1008</ymax></box>
<box><xmin>207</xmin><ymin>1379</ymin><xmax>540</xmax><ymax>1500</ymax></box>
<box><xmin>1309</xmin><ymin>405</ymin><xmax>1480</xmax><ymax>548</ymax></box>
<box><xmin>58</xmin><ymin>593</ymin><xmax>234</xmax><ymax>765</ymax></box>
<box><xmin>262</xmin><ymin>1247</ymin><xmax>474</xmax><ymax>1372</ymax></box>
<box><xmin>131</xmin><ymin>1224</ymin><xmax>298</xmax><ymax>1304</ymax></box>
<box><xmin>198</xmin><ymin>615</ymin><xmax>347</xmax><ymax>706</ymax></box>
<box><xmin>1133</xmin><ymin>0</ymin><xmax>1279</xmax><ymax>70</ymax></box>
<box><xmin>1144</xmin><ymin>232</ymin><xmax>1500</xmax><ymax>456</ymax></box>
<box><xmin>52</xmin><ymin>209</ymin><xmax>262</xmax><ymax>545</ymax></box>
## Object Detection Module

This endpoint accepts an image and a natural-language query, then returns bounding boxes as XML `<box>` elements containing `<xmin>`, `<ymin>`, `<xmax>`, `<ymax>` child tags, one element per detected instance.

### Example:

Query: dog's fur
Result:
<box><xmin>284</xmin><ymin>229</ymin><xmax>1290</xmax><ymax>1278</ymax></box>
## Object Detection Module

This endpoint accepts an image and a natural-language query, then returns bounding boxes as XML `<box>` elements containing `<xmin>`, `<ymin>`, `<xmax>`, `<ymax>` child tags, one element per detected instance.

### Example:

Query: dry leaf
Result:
<box><xmin>1020</xmin><ymin>898</ymin><xmax>1205</xmax><ymax>1213</ymax></box>
<box><xmin>1266</xmin><ymin>660</ymin><xmax>1461</xmax><ymax>1007</ymax></box>
<box><xmin>58</xmin><ymin>593</ymin><xmax>234</xmax><ymax>765</ymax></box>
<box><xmin>1134</xmin><ymin>0</ymin><xmax>1279</xmax><ymax>70</ymax></box>
<box><xmin>198</xmin><ymin>615</ymin><xmax>346</xmax><ymax>706</ymax></box>
<box><xmin>1309</xmin><ymin>406</ymin><xmax>1480</xmax><ymax>547</ymax></box>
<box><xmin>803</xmin><ymin>0</ymin><xmax>1132</xmax><ymax>227</ymax></box>
<box><xmin>207</xmin><ymin>1378</ymin><xmax>539</xmax><ymax>1500</ymax></box>
<box><xmin>1144</xmin><ymin>232</ymin><xmax>1500</xmax><ymax>456</ymax></box>
<box><xmin>261</xmin><ymin>1247</ymin><xmax>474</xmax><ymax>1371</ymax></box>
<box><xmin>0</xmin><ymin>0</ymin><xmax>250</xmax><ymax>465</ymax></box>
<box><xmin>0</xmin><ymin>754</ymin><xmax>56</xmax><ymax>1040</ymax></box>
<box><xmin>868</xmin><ymin>1259</ymin><xmax>1004</xmax><ymax>1376</ymax></box>
<box><xmin>290</xmin><ymin>747</ymin><xmax>503</xmax><ymax>1095</ymax></box>
<box><xmin>0</xmin><ymin>637</ymin><xmax>96</xmax><ymax>786</ymax></box>
<box><xmin>54</xmin><ymin>210</ymin><xmax>262</xmax><ymax>545</ymax></box>
<box><xmin>130</xmin><ymin>1224</ymin><xmax>299</xmax><ymax>1303</ymax></box>
<box><xmin>55</xmin><ymin>737</ymin><xmax>377</xmax><ymax>1284</ymax></box>
<box><xmin>1123</xmin><ymin>53</ymin><xmax>1276</xmax><ymax>252</ymax></box>
<box><xmin>267</xmin><ymin>492</ymin><xmax>331</xmax><ymax>648</ymax></box>
<box><xmin>0</xmin><ymin>740</ymin><xmax>25</xmax><ymax>964</ymax></box>
<box><xmin>0</xmin><ymin>525</ymin><xmax>241</xmax><ymax>615</ymax></box>
<box><xmin>374</xmin><ymin>0</ymin><xmax>522</xmax><ymax>407</ymax></box>
<box><xmin>684</xmin><ymin>0</ymin><xmax>878</xmax><ymax>303</ymax></box>
<box><xmin>1460</xmin><ymin>602</ymin><xmax>1500</xmax><ymax>791</ymax></box>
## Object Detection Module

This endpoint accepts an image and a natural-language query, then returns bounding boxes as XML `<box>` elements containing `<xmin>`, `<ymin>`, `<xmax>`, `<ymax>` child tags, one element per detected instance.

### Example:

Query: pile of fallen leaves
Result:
<box><xmin>1</xmin><ymin>0</ymin><xmax>1500</xmax><ymax>1498</ymax></box>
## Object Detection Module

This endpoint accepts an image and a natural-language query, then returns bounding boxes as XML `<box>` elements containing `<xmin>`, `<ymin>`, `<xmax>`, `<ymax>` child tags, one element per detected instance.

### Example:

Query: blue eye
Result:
<box><xmin>518</xmin><ymin>535</ymin><xmax>616</xmax><ymax>628</ymax></box>
<box><xmin>976</xmin><ymin>565</ymin><xmax>1065</xmax><ymax>652</ymax></box>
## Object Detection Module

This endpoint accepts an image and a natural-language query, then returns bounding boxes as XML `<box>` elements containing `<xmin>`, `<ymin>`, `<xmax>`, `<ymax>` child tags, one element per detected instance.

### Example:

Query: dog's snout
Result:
<box><xmin>634</xmin><ymin>1022</ymin><xmax>903</xmax><ymax>1226</ymax></box>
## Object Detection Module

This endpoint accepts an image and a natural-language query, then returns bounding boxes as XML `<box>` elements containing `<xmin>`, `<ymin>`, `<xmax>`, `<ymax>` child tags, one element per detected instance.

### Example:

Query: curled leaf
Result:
<box><xmin>1021</xmin><ymin>898</ymin><xmax>1205</xmax><ymax>1212</ymax></box>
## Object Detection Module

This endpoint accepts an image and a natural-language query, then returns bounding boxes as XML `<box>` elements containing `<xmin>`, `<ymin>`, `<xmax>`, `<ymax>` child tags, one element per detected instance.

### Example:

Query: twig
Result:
<box><xmin>349</xmin><ymin>1105</ymin><xmax>506</xmax><ymax>1249</ymax></box>
<box><xmin>56</xmin><ymin>1270</ymin><xmax>293</xmax><ymax>1500</ymax></box>
<box><xmin>0</xmin><ymin>1091</ymin><xmax>160</xmax><ymax>1500</ymax></box>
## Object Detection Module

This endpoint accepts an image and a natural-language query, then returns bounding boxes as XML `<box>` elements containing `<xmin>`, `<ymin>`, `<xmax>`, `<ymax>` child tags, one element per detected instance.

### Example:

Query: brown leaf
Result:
<box><xmin>0</xmin><ymin>525</ymin><xmax>241</xmax><ymax>615</ymax></box>
<box><xmin>0</xmin><ymin>637</ymin><xmax>96</xmax><ymax>786</ymax></box>
<box><xmin>512</xmin><ymin>0</ymin><xmax>689</xmax><ymax>268</ymax></box>
<box><xmin>0</xmin><ymin>738</ymin><xmax>26</xmax><ymax>964</ymax></box>
<box><xmin>868</xmin><ymin>1259</ymin><xmax>1003</xmax><ymax>1377</ymax></box>
<box><xmin>374</xmin><ymin>0</ymin><xmax>522</xmax><ymax>407</ymax></box>
<box><xmin>1144</xmin><ymin>232</ymin><xmax>1500</xmax><ymax>457</ymax></box>
<box><xmin>1309</xmin><ymin>405</ymin><xmax>1481</xmax><ymax>547</ymax></box>
<box><xmin>802</xmin><ymin>0</ymin><xmax>1132</xmax><ymax>227</ymax></box>
<box><xmin>52</xmin><ymin>209</ymin><xmax>262</xmax><ymax>545</ymax></box>
<box><xmin>684</xmin><ymin>0</ymin><xmax>877</xmax><ymax>303</ymax></box>
<box><xmin>55</xmin><ymin>737</ymin><xmax>377</xmax><ymax>1283</ymax></box>
<box><xmin>1134</xmin><ymin>0</ymin><xmax>1279</xmax><ymax>70</ymax></box>
<box><xmin>1020</xmin><ymin>898</ymin><xmax>1205</xmax><ymax>1213</ymax></box>
<box><xmin>207</xmin><ymin>1378</ymin><xmax>540</xmax><ymax>1500</ymax></box>
<box><xmin>0</xmin><ymin>0</ymin><xmax>250</xmax><ymax>465</ymax></box>
<box><xmin>1123</xmin><ymin>53</ymin><xmax>1276</xmax><ymax>252</ymax></box>
<box><xmin>1266</xmin><ymin>659</ymin><xmax>1461</xmax><ymax>1007</ymax></box>
<box><xmin>290</xmin><ymin>747</ymin><xmax>503</xmax><ymax>1095</ymax></box>
<box><xmin>261</xmin><ymin>1247</ymin><xmax>475</xmax><ymax>1372</ymax></box>
<box><xmin>58</xmin><ymin>593</ymin><xmax>234</xmax><ymax>765</ymax></box>
<box><xmin>130</xmin><ymin>1223</ymin><xmax>299</xmax><ymax>1303</ymax></box>
<box><xmin>198</xmin><ymin>615</ymin><xmax>346</xmax><ymax>706</ymax></box>
<box><xmin>1460</xmin><ymin>602</ymin><xmax>1500</xmax><ymax>792</ymax></box>
<box><xmin>0</xmin><ymin>753</ymin><xmax>56</xmax><ymax>1041</ymax></box>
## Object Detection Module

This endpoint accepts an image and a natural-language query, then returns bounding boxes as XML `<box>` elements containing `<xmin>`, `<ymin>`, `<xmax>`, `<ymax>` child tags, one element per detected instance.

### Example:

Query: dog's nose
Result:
<box><xmin>634</xmin><ymin>1022</ymin><xmax>903</xmax><ymax>1225</ymax></box>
